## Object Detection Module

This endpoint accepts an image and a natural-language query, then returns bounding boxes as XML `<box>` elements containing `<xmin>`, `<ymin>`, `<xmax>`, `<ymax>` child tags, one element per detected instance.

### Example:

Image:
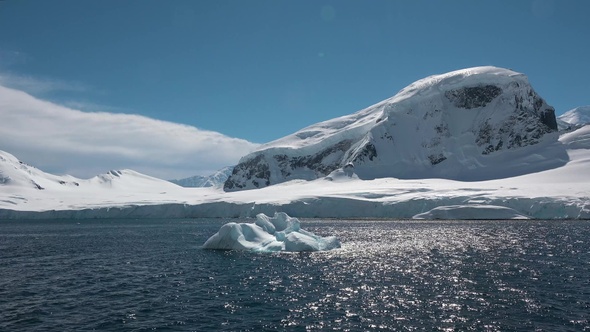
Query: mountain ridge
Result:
<box><xmin>0</xmin><ymin>150</ymin><xmax>180</xmax><ymax>192</ymax></box>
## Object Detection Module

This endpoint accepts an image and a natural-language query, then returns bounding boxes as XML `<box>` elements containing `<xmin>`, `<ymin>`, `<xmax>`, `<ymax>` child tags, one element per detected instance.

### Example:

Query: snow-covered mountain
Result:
<box><xmin>558</xmin><ymin>106</ymin><xmax>590</xmax><ymax>130</ymax></box>
<box><xmin>0</xmin><ymin>150</ymin><xmax>181</xmax><ymax>192</ymax></box>
<box><xmin>224</xmin><ymin>66</ymin><xmax>562</xmax><ymax>191</ymax></box>
<box><xmin>169</xmin><ymin>166</ymin><xmax>233</xmax><ymax>188</ymax></box>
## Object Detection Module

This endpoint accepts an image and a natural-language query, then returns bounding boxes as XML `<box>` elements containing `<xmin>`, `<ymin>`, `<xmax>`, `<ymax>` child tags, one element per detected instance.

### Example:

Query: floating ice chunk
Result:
<box><xmin>202</xmin><ymin>212</ymin><xmax>341</xmax><ymax>252</ymax></box>
<box><xmin>283</xmin><ymin>230</ymin><xmax>341</xmax><ymax>251</ymax></box>
<box><xmin>413</xmin><ymin>204</ymin><xmax>529</xmax><ymax>220</ymax></box>
<box><xmin>254</xmin><ymin>213</ymin><xmax>277</xmax><ymax>234</ymax></box>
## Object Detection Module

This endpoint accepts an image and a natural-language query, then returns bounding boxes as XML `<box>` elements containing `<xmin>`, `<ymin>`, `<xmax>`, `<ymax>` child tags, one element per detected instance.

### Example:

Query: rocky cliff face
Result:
<box><xmin>224</xmin><ymin>67</ymin><xmax>560</xmax><ymax>191</ymax></box>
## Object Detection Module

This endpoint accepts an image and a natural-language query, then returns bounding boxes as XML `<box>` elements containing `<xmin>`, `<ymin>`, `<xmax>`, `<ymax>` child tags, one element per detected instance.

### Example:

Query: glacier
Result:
<box><xmin>202</xmin><ymin>212</ymin><xmax>341</xmax><ymax>251</ymax></box>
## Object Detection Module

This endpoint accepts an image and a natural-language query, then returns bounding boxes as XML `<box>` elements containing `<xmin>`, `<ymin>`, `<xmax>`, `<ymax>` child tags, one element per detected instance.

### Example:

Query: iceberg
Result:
<box><xmin>202</xmin><ymin>212</ymin><xmax>341</xmax><ymax>252</ymax></box>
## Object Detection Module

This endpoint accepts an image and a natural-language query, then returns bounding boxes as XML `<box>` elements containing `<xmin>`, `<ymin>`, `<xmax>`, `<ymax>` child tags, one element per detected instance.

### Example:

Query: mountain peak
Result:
<box><xmin>392</xmin><ymin>66</ymin><xmax>523</xmax><ymax>102</ymax></box>
<box><xmin>559</xmin><ymin>106</ymin><xmax>590</xmax><ymax>126</ymax></box>
<box><xmin>225</xmin><ymin>67</ymin><xmax>564</xmax><ymax>191</ymax></box>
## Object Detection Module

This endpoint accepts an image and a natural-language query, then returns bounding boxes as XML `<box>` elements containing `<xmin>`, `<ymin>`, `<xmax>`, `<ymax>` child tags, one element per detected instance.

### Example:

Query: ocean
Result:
<box><xmin>1</xmin><ymin>218</ymin><xmax>589</xmax><ymax>331</ymax></box>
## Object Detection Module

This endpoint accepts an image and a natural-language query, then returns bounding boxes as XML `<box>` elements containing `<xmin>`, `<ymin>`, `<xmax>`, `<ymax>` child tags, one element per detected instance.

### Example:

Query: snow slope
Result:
<box><xmin>169</xmin><ymin>166</ymin><xmax>233</xmax><ymax>188</ymax></box>
<box><xmin>225</xmin><ymin>66</ymin><xmax>561</xmax><ymax>191</ymax></box>
<box><xmin>559</xmin><ymin>106</ymin><xmax>590</xmax><ymax>126</ymax></box>
<box><xmin>0</xmin><ymin>125</ymin><xmax>589</xmax><ymax>219</ymax></box>
<box><xmin>0</xmin><ymin>150</ymin><xmax>183</xmax><ymax>211</ymax></box>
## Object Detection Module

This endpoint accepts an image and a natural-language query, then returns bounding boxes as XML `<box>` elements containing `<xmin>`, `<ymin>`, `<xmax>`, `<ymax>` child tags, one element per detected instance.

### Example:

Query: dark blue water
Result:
<box><xmin>1</xmin><ymin>219</ymin><xmax>589</xmax><ymax>331</ymax></box>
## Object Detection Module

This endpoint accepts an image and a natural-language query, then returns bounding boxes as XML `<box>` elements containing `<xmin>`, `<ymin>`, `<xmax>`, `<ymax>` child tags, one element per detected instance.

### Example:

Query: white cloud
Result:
<box><xmin>0</xmin><ymin>84</ymin><xmax>259</xmax><ymax>179</ymax></box>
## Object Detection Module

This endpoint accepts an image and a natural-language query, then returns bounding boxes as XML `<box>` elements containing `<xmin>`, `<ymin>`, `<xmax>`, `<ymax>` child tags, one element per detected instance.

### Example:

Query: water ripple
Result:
<box><xmin>0</xmin><ymin>219</ymin><xmax>589</xmax><ymax>331</ymax></box>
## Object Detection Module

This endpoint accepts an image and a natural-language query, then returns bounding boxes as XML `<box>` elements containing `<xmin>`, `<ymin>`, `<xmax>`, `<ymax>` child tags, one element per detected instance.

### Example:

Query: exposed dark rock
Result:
<box><xmin>274</xmin><ymin>140</ymin><xmax>353</xmax><ymax>176</ymax></box>
<box><xmin>352</xmin><ymin>142</ymin><xmax>377</xmax><ymax>163</ymax></box>
<box><xmin>540</xmin><ymin>108</ymin><xmax>558</xmax><ymax>131</ymax></box>
<box><xmin>476</xmin><ymin>121</ymin><xmax>493</xmax><ymax>146</ymax></box>
<box><xmin>434</xmin><ymin>122</ymin><xmax>450</xmax><ymax>137</ymax></box>
<box><xmin>474</xmin><ymin>89</ymin><xmax>558</xmax><ymax>156</ymax></box>
<box><xmin>31</xmin><ymin>181</ymin><xmax>44</xmax><ymax>190</ymax></box>
<box><xmin>223</xmin><ymin>154</ymin><xmax>270</xmax><ymax>191</ymax></box>
<box><xmin>428</xmin><ymin>154</ymin><xmax>447</xmax><ymax>165</ymax></box>
<box><xmin>380</xmin><ymin>132</ymin><xmax>394</xmax><ymax>141</ymax></box>
<box><xmin>225</xmin><ymin>140</ymin><xmax>353</xmax><ymax>191</ymax></box>
<box><xmin>445</xmin><ymin>85</ymin><xmax>502</xmax><ymax>109</ymax></box>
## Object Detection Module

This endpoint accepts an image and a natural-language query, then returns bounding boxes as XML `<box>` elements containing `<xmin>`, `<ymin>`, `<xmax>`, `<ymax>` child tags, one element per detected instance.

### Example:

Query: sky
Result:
<box><xmin>0</xmin><ymin>0</ymin><xmax>589</xmax><ymax>179</ymax></box>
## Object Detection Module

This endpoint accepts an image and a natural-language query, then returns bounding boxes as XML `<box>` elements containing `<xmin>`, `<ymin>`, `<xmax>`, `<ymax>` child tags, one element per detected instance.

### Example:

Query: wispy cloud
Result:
<box><xmin>59</xmin><ymin>100</ymin><xmax>132</xmax><ymax>114</ymax></box>
<box><xmin>0</xmin><ymin>84</ymin><xmax>259</xmax><ymax>179</ymax></box>
<box><xmin>0</xmin><ymin>73</ymin><xmax>90</xmax><ymax>95</ymax></box>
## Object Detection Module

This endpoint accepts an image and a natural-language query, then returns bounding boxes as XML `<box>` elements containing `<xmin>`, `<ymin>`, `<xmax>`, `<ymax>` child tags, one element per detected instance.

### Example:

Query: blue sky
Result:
<box><xmin>0</xmin><ymin>0</ymin><xmax>589</xmax><ymax>178</ymax></box>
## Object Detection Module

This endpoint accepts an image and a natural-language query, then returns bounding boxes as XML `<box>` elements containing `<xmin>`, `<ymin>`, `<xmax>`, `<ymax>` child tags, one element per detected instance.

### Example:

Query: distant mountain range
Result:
<box><xmin>0</xmin><ymin>149</ymin><xmax>180</xmax><ymax>192</ymax></box>
<box><xmin>557</xmin><ymin>106</ymin><xmax>590</xmax><ymax>131</ymax></box>
<box><xmin>168</xmin><ymin>166</ymin><xmax>233</xmax><ymax>188</ymax></box>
